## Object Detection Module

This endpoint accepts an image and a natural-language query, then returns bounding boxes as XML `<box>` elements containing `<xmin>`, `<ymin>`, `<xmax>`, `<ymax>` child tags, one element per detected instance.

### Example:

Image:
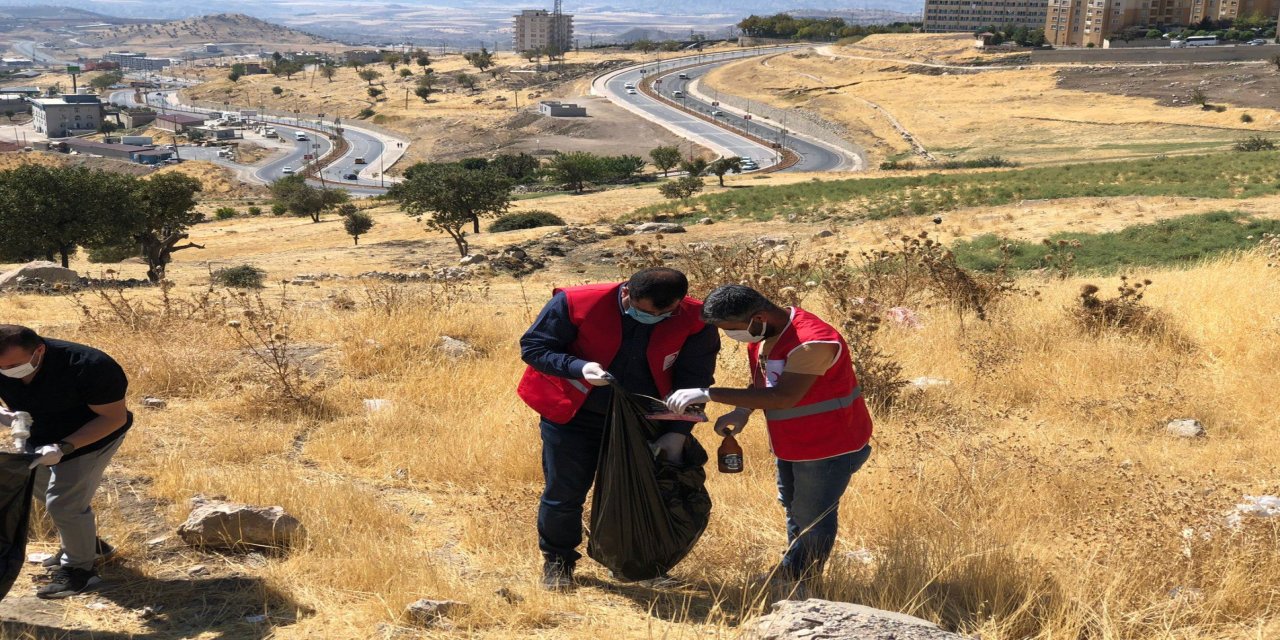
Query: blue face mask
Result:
<box><xmin>625</xmin><ymin>306</ymin><xmax>672</xmax><ymax>325</ymax></box>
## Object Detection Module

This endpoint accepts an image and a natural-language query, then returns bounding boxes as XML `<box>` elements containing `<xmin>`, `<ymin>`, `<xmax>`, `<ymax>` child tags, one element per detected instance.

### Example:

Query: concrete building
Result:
<box><xmin>538</xmin><ymin>100</ymin><xmax>587</xmax><ymax>117</ymax></box>
<box><xmin>341</xmin><ymin>50</ymin><xmax>385</xmax><ymax>65</ymax></box>
<box><xmin>513</xmin><ymin>9</ymin><xmax>574</xmax><ymax>54</ymax></box>
<box><xmin>155</xmin><ymin>113</ymin><xmax>207</xmax><ymax>133</ymax></box>
<box><xmin>104</xmin><ymin>52</ymin><xmax>172</xmax><ymax>71</ymax></box>
<box><xmin>0</xmin><ymin>58</ymin><xmax>34</xmax><ymax>69</ymax></box>
<box><xmin>923</xmin><ymin>0</ymin><xmax>1049</xmax><ymax>32</ymax></box>
<box><xmin>2</xmin><ymin>87</ymin><xmax>42</xmax><ymax>97</ymax></box>
<box><xmin>0</xmin><ymin>94</ymin><xmax>31</xmax><ymax>114</ymax></box>
<box><xmin>30</xmin><ymin>95</ymin><xmax>102</xmax><ymax>138</ymax></box>
<box><xmin>120</xmin><ymin>108</ymin><xmax>157</xmax><ymax>129</ymax></box>
<box><xmin>132</xmin><ymin>148</ymin><xmax>175</xmax><ymax>165</ymax></box>
<box><xmin>62</xmin><ymin>138</ymin><xmax>153</xmax><ymax>161</ymax></box>
<box><xmin>1191</xmin><ymin>0</ymin><xmax>1280</xmax><ymax>23</ymax></box>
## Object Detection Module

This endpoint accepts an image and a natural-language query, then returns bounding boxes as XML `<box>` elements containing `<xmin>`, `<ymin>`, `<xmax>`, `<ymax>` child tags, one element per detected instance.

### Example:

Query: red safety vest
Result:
<box><xmin>748</xmin><ymin>307</ymin><xmax>873</xmax><ymax>462</ymax></box>
<box><xmin>517</xmin><ymin>282</ymin><xmax>707</xmax><ymax>424</ymax></box>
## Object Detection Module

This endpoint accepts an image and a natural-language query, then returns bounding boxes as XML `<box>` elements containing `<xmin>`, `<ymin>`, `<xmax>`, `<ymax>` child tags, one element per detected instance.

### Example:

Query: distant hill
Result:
<box><xmin>75</xmin><ymin>13</ymin><xmax>333</xmax><ymax>49</ymax></box>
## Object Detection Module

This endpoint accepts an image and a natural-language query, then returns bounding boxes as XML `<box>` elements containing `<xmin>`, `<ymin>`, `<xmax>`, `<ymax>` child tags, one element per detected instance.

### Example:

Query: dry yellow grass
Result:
<box><xmin>701</xmin><ymin>42</ymin><xmax>1280</xmax><ymax>166</ymax></box>
<box><xmin>3</xmin><ymin>227</ymin><xmax>1278</xmax><ymax>638</ymax></box>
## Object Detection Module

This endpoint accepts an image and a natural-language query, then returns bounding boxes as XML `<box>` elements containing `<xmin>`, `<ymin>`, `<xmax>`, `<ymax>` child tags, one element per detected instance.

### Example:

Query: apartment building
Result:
<box><xmin>1190</xmin><ymin>0</ymin><xmax>1280</xmax><ymax>23</ymax></box>
<box><xmin>923</xmin><ymin>0</ymin><xmax>1050</xmax><ymax>32</ymax></box>
<box><xmin>513</xmin><ymin>9</ymin><xmax>574</xmax><ymax>53</ymax></box>
<box><xmin>104</xmin><ymin>51</ymin><xmax>172</xmax><ymax>71</ymax></box>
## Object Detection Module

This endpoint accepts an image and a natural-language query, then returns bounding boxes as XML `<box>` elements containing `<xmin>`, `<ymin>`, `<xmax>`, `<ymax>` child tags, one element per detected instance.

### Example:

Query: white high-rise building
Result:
<box><xmin>513</xmin><ymin>9</ymin><xmax>574</xmax><ymax>54</ymax></box>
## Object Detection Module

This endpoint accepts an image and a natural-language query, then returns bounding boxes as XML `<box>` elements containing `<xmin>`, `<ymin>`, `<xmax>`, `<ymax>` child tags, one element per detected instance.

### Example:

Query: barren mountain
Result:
<box><xmin>74</xmin><ymin>13</ymin><xmax>333</xmax><ymax>50</ymax></box>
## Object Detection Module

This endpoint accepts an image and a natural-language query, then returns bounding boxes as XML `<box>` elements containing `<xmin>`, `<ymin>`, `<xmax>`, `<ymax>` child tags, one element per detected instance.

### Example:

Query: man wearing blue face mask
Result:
<box><xmin>0</xmin><ymin>325</ymin><xmax>130</xmax><ymax>600</ymax></box>
<box><xmin>518</xmin><ymin>268</ymin><xmax>720</xmax><ymax>590</ymax></box>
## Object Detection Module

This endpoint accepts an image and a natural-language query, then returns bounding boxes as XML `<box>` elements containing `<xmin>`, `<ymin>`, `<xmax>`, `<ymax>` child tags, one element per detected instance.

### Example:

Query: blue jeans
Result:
<box><xmin>776</xmin><ymin>445</ymin><xmax>871</xmax><ymax>582</ymax></box>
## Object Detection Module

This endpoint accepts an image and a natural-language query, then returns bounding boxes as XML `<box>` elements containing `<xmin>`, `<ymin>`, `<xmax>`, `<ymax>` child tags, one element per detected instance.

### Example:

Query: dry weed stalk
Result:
<box><xmin>72</xmin><ymin>278</ymin><xmax>226</xmax><ymax>332</ymax></box>
<box><xmin>224</xmin><ymin>283</ymin><xmax>324</xmax><ymax>412</ymax></box>
<box><xmin>617</xmin><ymin>236</ymin><xmax>818</xmax><ymax>305</ymax></box>
<box><xmin>1074</xmin><ymin>276</ymin><xmax>1169</xmax><ymax>337</ymax></box>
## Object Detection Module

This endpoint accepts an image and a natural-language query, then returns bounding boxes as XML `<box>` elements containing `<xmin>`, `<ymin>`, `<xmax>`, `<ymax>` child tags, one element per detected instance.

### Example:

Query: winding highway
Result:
<box><xmin>108</xmin><ymin>87</ymin><xmax>391</xmax><ymax>195</ymax></box>
<box><xmin>593</xmin><ymin>46</ymin><xmax>863</xmax><ymax>173</ymax></box>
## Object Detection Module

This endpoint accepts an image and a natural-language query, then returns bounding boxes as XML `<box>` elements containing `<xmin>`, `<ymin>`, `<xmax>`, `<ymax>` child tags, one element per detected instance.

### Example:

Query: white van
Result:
<box><xmin>294</xmin><ymin>131</ymin><xmax>307</xmax><ymax>141</ymax></box>
<box><xmin>672</xmin><ymin>90</ymin><xmax>684</xmax><ymax>98</ymax></box>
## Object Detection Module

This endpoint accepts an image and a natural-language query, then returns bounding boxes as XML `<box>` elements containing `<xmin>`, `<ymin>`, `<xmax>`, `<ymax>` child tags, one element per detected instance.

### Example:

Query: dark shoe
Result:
<box><xmin>541</xmin><ymin>560</ymin><xmax>574</xmax><ymax>591</ymax></box>
<box><xmin>40</xmin><ymin>538</ymin><xmax>117</xmax><ymax>569</ymax></box>
<box><xmin>36</xmin><ymin>567</ymin><xmax>100</xmax><ymax>599</ymax></box>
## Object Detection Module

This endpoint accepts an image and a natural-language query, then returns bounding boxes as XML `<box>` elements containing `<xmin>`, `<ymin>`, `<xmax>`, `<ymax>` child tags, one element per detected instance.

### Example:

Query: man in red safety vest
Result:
<box><xmin>518</xmin><ymin>268</ymin><xmax>720</xmax><ymax>590</ymax></box>
<box><xmin>665</xmin><ymin>284</ymin><xmax>873</xmax><ymax>594</ymax></box>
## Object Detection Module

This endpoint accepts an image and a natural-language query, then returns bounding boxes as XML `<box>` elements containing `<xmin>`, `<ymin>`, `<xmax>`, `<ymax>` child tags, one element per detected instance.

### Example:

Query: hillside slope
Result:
<box><xmin>76</xmin><ymin>13</ymin><xmax>331</xmax><ymax>49</ymax></box>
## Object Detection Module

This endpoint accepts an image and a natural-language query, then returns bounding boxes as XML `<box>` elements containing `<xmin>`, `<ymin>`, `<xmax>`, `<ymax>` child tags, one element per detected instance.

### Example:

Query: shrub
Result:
<box><xmin>358</xmin><ymin>108</ymin><xmax>376</xmax><ymax>119</ymax></box>
<box><xmin>1213</xmin><ymin>105</ymin><xmax>1227</xmax><ymax>113</ymax></box>
<box><xmin>1072</xmin><ymin>276</ymin><xmax>1168</xmax><ymax>336</ymax></box>
<box><xmin>247</xmin><ymin>206</ymin><xmax>263</xmax><ymax>216</ymax></box>
<box><xmin>659</xmin><ymin>176</ymin><xmax>705</xmax><ymax>201</ymax></box>
<box><xmin>1241</xmin><ymin>113</ymin><xmax>1254</xmax><ymax>123</ymax></box>
<box><xmin>271</xmin><ymin>203</ymin><xmax>288</xmax><ymax>216</ymax></box>
<box><xmin>488</xmin><ymin>210</ymin><xmax>566</xmax><ymax>232</ymax></box>
<box><xmin>1235</xmin><ymin>135</ymin><xmax>1276</xmax><ymax>152</ymax></box>
<box><xmin>211</xmin><ymin>264</ymin><xmax>265</xmax><ymax>288</ymax></box>
<box><xmin>272</xmin><ymin>86</ymin><xmax>283</xmax><ymax>96</ymax></box>
<box><xmin>214</xmin><ymin>207</ymin><xmax>237</xmax><ymax>220</ymax></box>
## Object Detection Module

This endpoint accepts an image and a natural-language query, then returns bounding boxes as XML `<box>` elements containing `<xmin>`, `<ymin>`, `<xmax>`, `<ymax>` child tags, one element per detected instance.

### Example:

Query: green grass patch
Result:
<box><xmin>631</xmin><ymin>151</ymin><xmax>1280</xmax><ymax>223</ymax></box>
<box><xmin>953</xmin><ymin>211</ymin><xmax>1280</xmax><ymax>273</ymax></box>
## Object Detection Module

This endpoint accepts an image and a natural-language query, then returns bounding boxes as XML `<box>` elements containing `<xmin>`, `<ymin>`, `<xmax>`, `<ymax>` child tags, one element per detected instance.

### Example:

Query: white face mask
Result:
<box><xmin>0</xmin><ymin>350</ymin><xmax>39</xmax><ymax>379</ymax></box>
<box><xmin>724</xmin><ymin>318</ymin><xmax>767</xmax><ymax>344</ymax></box>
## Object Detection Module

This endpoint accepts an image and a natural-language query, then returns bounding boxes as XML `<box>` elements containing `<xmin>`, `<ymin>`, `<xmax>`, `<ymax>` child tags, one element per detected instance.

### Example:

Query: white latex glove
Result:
<box><xmin>714</xmin><ymin>408</ymin><xmax>752</xmax><ymax>437</ymax></box>
<box><xmin>581</xmin><ymin>362</ymin><xmax>613</xmax><ymax>387</ymax></box>
<box><xmin>29</xmin><ymin>445</ymin><xmax>62</xmax><ymax>469</ymax></box>
<box><xmin>666</xmin><ymin>388</ymin><xmax>710</xmax><ymax>415</ymax></box>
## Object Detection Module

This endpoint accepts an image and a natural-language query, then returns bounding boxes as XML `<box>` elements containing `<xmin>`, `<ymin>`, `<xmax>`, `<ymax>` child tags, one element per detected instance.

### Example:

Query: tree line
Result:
<box><xmin>737</xmin><ymin>14</ymin><xmax>919</xmax><ymax>40</ymax></box>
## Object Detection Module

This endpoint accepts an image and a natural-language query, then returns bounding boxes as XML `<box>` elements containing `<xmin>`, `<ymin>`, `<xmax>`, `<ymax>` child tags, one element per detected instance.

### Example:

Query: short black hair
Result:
<box><xmin>627</xmin><ymin>268</ymin><xmax>689</xmax><ymax>309</ymax></box>
<box><xmin>701</xmin><ymin>285</ymin><xmax>777</xmax><ymax>323</ymax></box>
<box><xmin>0</xmin><ymin>325</ymin><xmax>41</xmax><ymax>352</ymax></box>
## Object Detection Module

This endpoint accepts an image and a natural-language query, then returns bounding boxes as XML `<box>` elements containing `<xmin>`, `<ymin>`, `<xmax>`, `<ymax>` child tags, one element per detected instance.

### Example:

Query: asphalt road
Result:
<box><xmin>109</xmin><ymin>88</ymin><xmax>394</xmax><ymax>195</ymax></box>
<box><xmin>12</xmin><ymin>41</ymin><xmax>72</xmax><ymax>67</ymax></box>
<box><xmin>594</xmin><ymin>46</ymin><xmax>860</xmax><ymax>172</ymax></box>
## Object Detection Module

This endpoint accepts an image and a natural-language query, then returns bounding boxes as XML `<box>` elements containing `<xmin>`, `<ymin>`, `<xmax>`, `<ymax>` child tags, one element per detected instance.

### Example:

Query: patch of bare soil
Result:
<box><xmin>1056</xmin><ymin>63</ymin><xmax>1280</xmax><ymax>110</ymax></box>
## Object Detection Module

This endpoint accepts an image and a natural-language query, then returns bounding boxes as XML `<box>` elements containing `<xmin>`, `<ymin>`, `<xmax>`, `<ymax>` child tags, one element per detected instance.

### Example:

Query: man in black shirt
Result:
<box><xmin>0</xmin><ymin>325</ymin><xmax>132</xmax><ymax>599</ymax></box>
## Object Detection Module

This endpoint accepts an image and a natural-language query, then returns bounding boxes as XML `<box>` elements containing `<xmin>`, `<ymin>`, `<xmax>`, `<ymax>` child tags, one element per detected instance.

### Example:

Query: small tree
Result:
<box><xmin>399</xmin><ymin>68</ymin><xmax>413</xmax><ymax>78</ymax></box>
<box><xmin>680</xmin><ymin>158</ymin><xmax>709</xmax><ymax>178</ymax></box>
<box><xmin>343</xmin><ymin>211</ymin><xmax>375</xmax><ymax>245</ymax></box>
<box><xmin>89</xmin><ymin>71</ymin><xmax>124</xmax><ymax>93</ymax></box>
<box><xmin>368</xmin><ymin>87</ymin><xmax>384</xmax><ymax>100</ymax></box>
<box><xmin>547</xmin><ymin>152</ymin><xmax>604</xmax><ymax>193</ymax></box>
<box><xmin>390</xmin><ymin>163</ymin><xmax>513</xmax><ymax>256</ymax></box>
<box><xmin>358</xmin><ymin>69</ymin><xmax>383</xmax><ymax>86</ymax></box>
<box><xmin>649</xmin><ymin>145</ymin><xmax>681</xmax><ymax>177</ymax></box>
<box><xmin>659</xmin><ymin>175</ymin><xmax>705</xmax><ymax>201</ymax></box>
<box><xmin>1191</xmin><ymin>87</ymin><xmax>1209</xmax><ymax>108</ymax></box>
<box><xmin>455</xmin><ymin>72</ymin><xmax>477</xmax><ymax>91</ymax></box>
<box><xmin>382</xmin><ymin>52</ymin><xmax>401</xmax><ymax>70</ymax></box>
<box><xmin>707</xmin><ymin>156</ymin><xmax>743</xmax><ymax>187</ymax></box>
<box><xmin>320</xmin><ymin>63</ymin><xmax>337</xmax><ymax>82</ymax></box>
<box><xmin>463</xmin><ymin>47</ymin><xmax>495</xmax><ymax>72</ymax></box>
<box><xmin>270</xmin><ymin>175</ymin><xmax>350</xmax><ymax>223</ymax></box>
<box><xmin>272</xmin><ymin>86</ymin><xmax>284</xmax><ymax>96</ymax></box>
<box><xmin>416</xmin><ymin>51</ymin><xmax>431</xmax><ymax>67</ymax></box>
<box><xmin>415</xmin><ymin>73</ymin><xmax>435</xmax><ymax>102</ymax></box>
<box><xmin>228</xmin><ymin>63</ymin><xmax>245</xmax><ymax>82</ymax></box>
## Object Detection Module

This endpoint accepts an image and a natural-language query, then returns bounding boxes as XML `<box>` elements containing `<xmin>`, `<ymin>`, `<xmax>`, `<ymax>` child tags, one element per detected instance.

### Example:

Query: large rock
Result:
<box><xmin>0</xmin><ymin>261</ymin><xmax>80</xmax><ymax>289</ymax></box>
<box><xmin>405</xmin><ymin>599</ymin><xmax>467</xmax><ymax>628</ymax></box>
<box><xmin>1166</xmin><ymin>419</ymin><xmax>1205</xmax><ymax>438</ymax></box>
<box><xmin>437</xmin><ymin>336</ymin><xmax>477</xmax><ymax>359</ymax></box>
<box><xmin>177</xmin><ymin>496</ymin><xmax>305</xmax><ymax>551</ymax></box>
<box><xmin>633</xmin><ymin>222</ymin><xmax>686</xmax><ymax>234</ymax></box>
<box><xmin>745</xmin><ymin>600</ymin><xmax>967</xmax><ymax>640</ymax></box>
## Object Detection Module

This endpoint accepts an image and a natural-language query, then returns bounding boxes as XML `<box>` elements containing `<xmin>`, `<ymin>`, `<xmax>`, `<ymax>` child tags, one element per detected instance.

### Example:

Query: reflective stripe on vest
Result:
<box><xmin>764</xmin><ymin>386</ymin><xmax>862</xmax><ymax>422</ymax></box>
<box><xmin>567</xmin><ymin>378</ymin><xmax>590</xmax><ymax>394</ymax></box>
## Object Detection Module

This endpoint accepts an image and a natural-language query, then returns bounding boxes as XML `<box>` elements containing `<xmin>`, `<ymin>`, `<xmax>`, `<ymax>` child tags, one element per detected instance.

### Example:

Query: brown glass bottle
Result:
<box><xmin>717</xmin><ymin>435</ymin><xmax>744</xmax><ymax>474</ymax></box>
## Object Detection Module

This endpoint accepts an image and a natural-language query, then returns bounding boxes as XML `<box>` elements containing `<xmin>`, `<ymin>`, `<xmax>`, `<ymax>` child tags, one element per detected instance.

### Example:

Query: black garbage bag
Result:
<box><xmin>587</xmin><ymin>383</ymin><xmax>712</xmax><ymax>581</ymax></box>
<box><xmin>0</xmin><ymin>453</ymin><xmax>35</xmax><ymax>602</ymax></box>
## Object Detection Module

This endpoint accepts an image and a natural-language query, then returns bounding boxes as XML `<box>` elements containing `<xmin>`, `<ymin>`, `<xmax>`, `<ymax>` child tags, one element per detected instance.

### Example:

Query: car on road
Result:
<box><xmin>712</xmin><ymin>110</ymin><xmax>725</xmax><ymax>117</ymax></box>
<box><xmin>342</xmin><ymin>172</ymin><xmax>358</xmax><ymax>180</ymax></box>
<box><xmin>678</xmin><ymin>73</ymin><xmax>690</xmax><ymax>79</ymax></box>
<box><xmin>282</xmin><ymin>167</ymin><xmax>295</xmax><ymax>175</ymax></box>
<box><xmin>1247</xmin><ymin>39</ymin><xmax>1269</xmax><ymax>45</ymax></box>
<box><xmin>741</xmin><ymin>159</ymin><xmax>760</xmax><ymax>171</ymax></box>
<box><xmin>626</xmin><ymin>88</ymin><xmax>637</xmax><ymax>95</ymax></box>
<box><xmin>672</xmin><ymin>90</ymin><xmax>684</xmax><ymax>98</ymax></box>
<box><xmin>623</xmin><ymin>82</ymin><xmax>635</xmax><ymax>89</ymax></box>
<box><xmin>354</xmin><ymin>157</ymin><xmax>366</xmax><ymax>164</ymax></box>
